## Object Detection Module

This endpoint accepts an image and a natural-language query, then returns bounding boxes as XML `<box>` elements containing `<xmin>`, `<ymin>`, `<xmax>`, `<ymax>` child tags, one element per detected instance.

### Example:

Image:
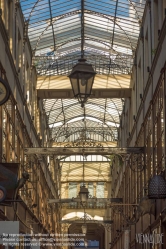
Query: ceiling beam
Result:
<box><xmin>24</xmin><ymin>147</ymin><xmax>144</xmax><ymax>155</ymax></box>
<box><xmin>37</xmin><ymin>74</ymin><xmax>131</xmax><ymax>89</ymax></box>
<box><xmin>37</xmin><ymin>88</ymin><xmax>131</xmax><ymax>99</ymax></box>
<box><xmin>48</xmin><ymin>198</ymin><xmax>122</xmax><ymax>204</ymax></box>
<box><xmin>59</xmin><ymin>220</ymin><xmax>113</xmax><ymax>224</ymax></box>
<box><xmin>61</xmin><ymin>180</ymin><xmax>111</xmax><ymax>183</ymax></box>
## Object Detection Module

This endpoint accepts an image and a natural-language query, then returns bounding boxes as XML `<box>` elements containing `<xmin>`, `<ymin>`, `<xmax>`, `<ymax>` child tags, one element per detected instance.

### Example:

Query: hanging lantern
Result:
<box><xmin>148</xmin><ymin>175</ymin><xmax>166</xmax><ymax>199</ymax></box>
<box><xmin>68</xmin><ymin>58</ymin><xmax>96</xmax><ymax>108</ymax></box>
<box><xmin>79</xmin><ymin>185</ymin><xmax>89</xmax><ymax>202</ymax></box>
<box><xmin>81</xmin><ymin>223</ymin><xmax>87</xmax><ymax>234</ymax></box>
<box><xmin>84</xmin><ymin>238</ymin><xmax>88</xmax><ymax>248</ymax></box>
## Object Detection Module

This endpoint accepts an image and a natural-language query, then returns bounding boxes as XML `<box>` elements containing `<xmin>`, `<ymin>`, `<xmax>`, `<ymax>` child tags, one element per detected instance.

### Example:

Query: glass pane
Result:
<box><xmin>86</xmin><ymin>76</ymin><xmax>93</xmax><ymax>95</ymax></box>
<box><xmin>88</xmin><ymin>183</ymin><xmax>94</xmax><ymax>196</ymax></box>
<box><xmin>71</xmin><ymin>77</ymin><xmax>79</xmax><ymax>96</ymax></box>
<box><xmin>96</xmin><ymin>182</ymin><xmax>104</xmax><ymax>198</ymax></box>
<box><xmin>68</xmin><ymin>183</ymin><xmax>77</xmax><ymax>198</ymax></box>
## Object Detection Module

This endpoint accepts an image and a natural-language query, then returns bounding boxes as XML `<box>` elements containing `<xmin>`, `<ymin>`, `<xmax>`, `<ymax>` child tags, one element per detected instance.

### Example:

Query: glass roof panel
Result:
<box><xmin>20</xmin><ymin>0</ymin><xmax>145</xmax><ymax>58</ymax></box>
<box><xmin>60</xmin><ymin>161</ymin><xmax>111</xmax><ymax>188</ymax></box>
<box><xmin>20</xmin><ymin>0</ymin><xmax>146</xmax><ymax>145</ymax></box>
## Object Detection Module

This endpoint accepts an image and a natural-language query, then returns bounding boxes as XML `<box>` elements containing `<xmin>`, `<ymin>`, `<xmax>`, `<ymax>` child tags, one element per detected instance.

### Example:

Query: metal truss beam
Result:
<box><xmin>59</xmin><ymin>220</ymin><xmax>113</xmax><ymax>224</ymax></box>
<box><xmin>37</xmin><ymin>88</ymin><xmax>131</xmax><ymax>99</ymax></box>
<box><xmin>48</xmin><ymin>198</ymin><xmax>123</xmax><ymax>204</ymax></box>
<box><xmin>61</xmin><ymin>180</ymin><xmax>111</xmax><ymax>183</ymax></box>
<box><xmin>24</xmin><ymin>147</ymin><xmax>144</xmax><ymax>155</ymax></box>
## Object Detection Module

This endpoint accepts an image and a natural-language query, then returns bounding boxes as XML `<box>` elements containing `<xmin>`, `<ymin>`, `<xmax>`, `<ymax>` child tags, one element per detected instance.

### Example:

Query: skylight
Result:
<box><xmin>19</xmin><ymin>0</ymin><xmax>146</xmax><ymax>143</ymax></box>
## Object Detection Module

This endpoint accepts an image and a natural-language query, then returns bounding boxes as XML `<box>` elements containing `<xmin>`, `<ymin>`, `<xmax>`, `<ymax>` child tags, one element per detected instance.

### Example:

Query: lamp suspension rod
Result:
<box><xmin>83</xmin><ymin>153</ymin><xmax>85</xmax><ymax>184</ymax></box>
<box><xmin>81</xmin><ymin>0</ymin><xmax>85</xmax><ymax>58</ymax></box>
<box><xmin>84</xmin><ymin>206</ymin><xmax>86</xmax><ymax>223</ymax></box>
<box><xmin>108</xmin><ymin>0</ymin><xmax>119</xmax><ymax>73</ymax></box>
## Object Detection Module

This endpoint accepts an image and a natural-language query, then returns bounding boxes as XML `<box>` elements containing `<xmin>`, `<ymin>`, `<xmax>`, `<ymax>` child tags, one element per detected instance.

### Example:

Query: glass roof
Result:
<box><xmin>19</xmin><ymin>0</ymin><xmax>146</xmax><ymax>145</ymax></box>
<box><xmin>23</xmin><ymin>0</ymin><xmax>145</xmax><ymax>77</ymax></box>
<box><xmin>60</xmin><ymin>161</ymin><xmax>111</xmax><ymax>183</ymax></box>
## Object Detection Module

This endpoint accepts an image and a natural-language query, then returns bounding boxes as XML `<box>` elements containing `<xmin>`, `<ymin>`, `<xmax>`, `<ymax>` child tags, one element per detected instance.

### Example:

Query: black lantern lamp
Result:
<box><xmin>79</xmin><ymin>155</ymin><xmax>89</xmax><ymax>203</ymax></box>
<box><xmin>84</xmin><ymin>238</ymin><xmax>88</xmax><ymax>248</ymax></box>
<box><xmin>68</xmin><ymin>59</ymin><xmax>96</xmax><ymax>108</ymax></box>
<box><xmin>148</xmin><ymin>174</ymin><xmax>166</xmax><ymax>199</ymax></box>
<box><xmin>81</xmin><ymin>223</ymin><xmax>87</xmax><ymax>235</ymax></box>
<box><xmin>79</xmin><ymin>185</ymin><xmax>89</xmax><ymax>202</ymax></box>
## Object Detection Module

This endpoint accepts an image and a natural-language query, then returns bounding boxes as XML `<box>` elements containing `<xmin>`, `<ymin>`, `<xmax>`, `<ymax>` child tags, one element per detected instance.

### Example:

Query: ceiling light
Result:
<box><xmin>81</xmin><ymin>223</ymin><xmax>87</xmax><ymax>234</ymax></box>
<box><xmin>84</xmin><ymin>238</ymin><xmax>88</xmax><ymax>248</ymax></box>
<box><xmin>68</xmin><ymin>59</ymin><xmax>96</xmax><ymax>108</ymax></box>
<box><xmin>79</xmin><ymin>185</ymin><xmax>89</xmax><ymax>203</ymax></box>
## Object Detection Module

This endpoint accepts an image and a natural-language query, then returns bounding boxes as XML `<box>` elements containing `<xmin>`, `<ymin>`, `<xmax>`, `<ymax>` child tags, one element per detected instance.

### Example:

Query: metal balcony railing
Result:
<box><xmin>64</xmin><ymin>202</ymin><xmax>107</xmax><ymax>209</ymax></box>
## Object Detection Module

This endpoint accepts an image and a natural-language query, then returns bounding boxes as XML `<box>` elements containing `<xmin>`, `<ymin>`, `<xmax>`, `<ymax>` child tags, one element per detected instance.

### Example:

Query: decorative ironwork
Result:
<box><xmin>128</xmin><ymin>153</ymin><xmax>145</xmax><ymax>172</ymax></box>
<box><xmin>34</xmin><ymin>53</ymin><xmax>133</xmax><ymax>76</ymax></box>
<box><xmin>64</xmin><ymin>139</ymin><xmax>104</xmax><ymax>148</ymax></box>
<box><xmin>80</xmin><ymin>212</ymin><xmax>91</xmax><ymax>222</ymax></box>
<box><xmin>52</xmin><ymin>125</ymin><xmax>118</xmax><ymax>143</ymax></box>
<box><xmin>112</xmin><ymin>204</ymin><xmax>124</xmax><ymax>214</ymax></box>
<box><xmin>111</xmin><ymin>196</ymin><xmax>155</xmax><ymax>225</ymax></box>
